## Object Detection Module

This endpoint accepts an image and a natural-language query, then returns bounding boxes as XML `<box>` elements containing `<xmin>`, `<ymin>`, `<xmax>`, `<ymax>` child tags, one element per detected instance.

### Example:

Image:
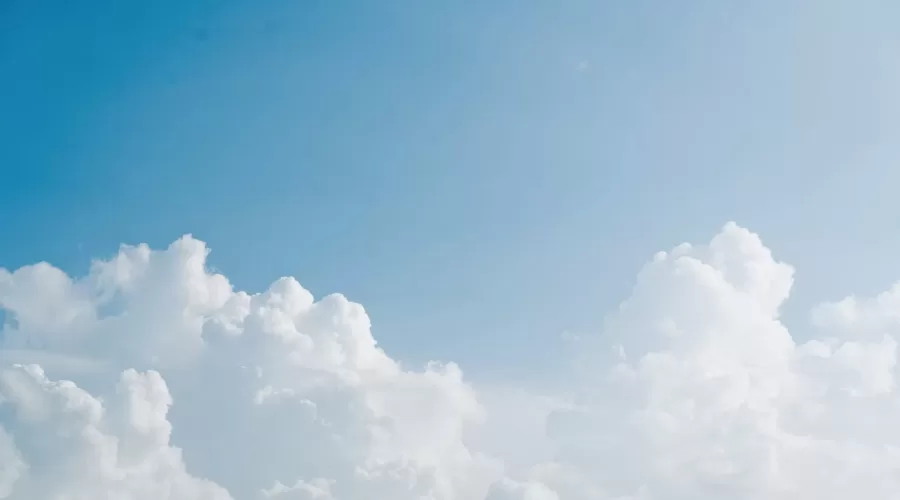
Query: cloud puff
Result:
<box><xmin>0</xmin><ymin>364</ymin><xmax>231</xmax><ymax>499</ymax></box>
<box><xmin>486</xmin><ymin>478</ymin><xmax>559</xmax><ymax>500</ymax></box>
<box><xmin>533</xmin><ymin>223</ymin><xmax>900</xmax><ymax>499</ymax></box>
<box><xmin>2</xmin><ymin>224</ymin><xmax>900</xmax><ymax>499</ymax></box>
<box><xmin>0</xmin><ymin>237</ymin><xmax>499</xmax><ymax>499</ymax></box>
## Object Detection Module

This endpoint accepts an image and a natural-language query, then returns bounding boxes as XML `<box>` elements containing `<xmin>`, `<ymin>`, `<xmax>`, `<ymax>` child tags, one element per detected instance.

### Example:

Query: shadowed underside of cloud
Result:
<box><xmin>2</xmin><ymin>223</ymin><xmax>900</xmax><ymax>499</ymax></box>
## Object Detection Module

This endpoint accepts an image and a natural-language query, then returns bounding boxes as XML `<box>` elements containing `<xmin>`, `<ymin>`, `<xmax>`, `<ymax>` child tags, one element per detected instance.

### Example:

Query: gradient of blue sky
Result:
<box><xmin>2</xmin><ymin>0</ymin><xmax>900</xmax><ymax>382</ymax></box>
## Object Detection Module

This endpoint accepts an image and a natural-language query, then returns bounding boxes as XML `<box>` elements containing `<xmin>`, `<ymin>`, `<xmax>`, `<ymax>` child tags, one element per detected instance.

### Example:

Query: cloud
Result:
<box><xmin>0</xmin><ymin>364</ymin><xmax>231</xmax><ymax>499</ymax></box>
<box><xmin>0</xmin><ymin>237</ymin><xmax>500</xmax><ymax>499</ymax></box>
<box><xmin>2</xmin><ymin>225</ymin><xmax>900</xmax><ymax>498</ymax></box>
<box><xmin>261</xmin><ymin>478</ymin><xmax>334</xmax><ymax>499</ymax></box>
<box><xmin>534</xmin><ymin>223</ymin><xmax>900</xmax><ymax>499</ymax></box>
<box><xmin>486</xmin><ymin>478</ymin><xmax>559</xmax><ymax>500</ymax></box>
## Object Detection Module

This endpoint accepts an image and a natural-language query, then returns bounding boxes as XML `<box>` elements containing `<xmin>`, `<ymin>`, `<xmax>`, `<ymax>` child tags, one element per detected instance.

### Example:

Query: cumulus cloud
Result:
<box><xmin>0</xmin><ymin>364</ymin><xmax>231</xmax><ymax>499</ymax></box>
<box><xmin>533</xmin><ymin>223</ymin><xmax>900</xmax><ymax>499</ymax></box>
<box><xmin>0</xmin><ymin>237</ymin><xmax>499</xmax><ymax>500</ymax></box>
<box><xmin>2</xmin><ymin>224</ymin><xmax>900</xmax><ymax>498</ymax></box>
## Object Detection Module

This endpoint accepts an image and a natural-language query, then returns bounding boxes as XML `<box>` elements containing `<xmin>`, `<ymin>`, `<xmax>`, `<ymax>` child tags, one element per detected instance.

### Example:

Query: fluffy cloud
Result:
<box><xmin>533</xmin><ymin>223</ymin><xmax>900</xmax><ymax>499</ymax></box>
<box><xmin>0</xmin><ymin>237</ymin><xmax>498</xmax><ymax>500</ymax></box>
<box><xmin>2</xmin><ymin>224</ymin><xmax>900</xmax><ymax>499</ymax></box>
<box><xmin>0</xmin><ymin>363</ymin><xmax>231</xmax><ymax>499</ymax></box>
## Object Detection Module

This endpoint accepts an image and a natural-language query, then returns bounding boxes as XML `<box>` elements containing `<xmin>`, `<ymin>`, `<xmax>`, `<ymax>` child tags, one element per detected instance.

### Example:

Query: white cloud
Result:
<box><xmin>486</xmin><ymin>478</ymin><xmax>559</xmax><ymax>500</ymax></box>
<box><xmin>261</xmin><ymin>478</ymin><xmax>334</xmax><ymax>499</ymax></box>
<box><xmin>3</xmin><ymin>225</ymin><xmax>900</xmax><ymax>498</ymax></box>
<box><xmin>535</xmin><ymin>223</ymin><xmax>900</xmax><ymax>499</ymax></box>
<box><xmin>0</xmin><ymin>237</ymin><xmax>500</xmax><ymax>499</ymax></box>
<box><xmin>0</xmin><ymin>364</ymin><xmax>231</xmax><ymax>499</ymax></box>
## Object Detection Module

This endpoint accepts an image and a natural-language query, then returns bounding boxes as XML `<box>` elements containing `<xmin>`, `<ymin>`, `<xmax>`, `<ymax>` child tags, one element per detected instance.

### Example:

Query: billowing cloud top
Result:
<box><xmin>2</xmin><ymin>224</ymin><xmax>899</xmax><ymax>499</ymax></box>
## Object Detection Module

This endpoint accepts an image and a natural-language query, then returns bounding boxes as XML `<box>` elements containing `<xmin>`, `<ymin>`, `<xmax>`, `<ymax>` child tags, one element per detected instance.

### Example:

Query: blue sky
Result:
<box><xmin>3</xmin><ymin>0</ymin><xmax>900</xmax><ymax>383</ymax></box>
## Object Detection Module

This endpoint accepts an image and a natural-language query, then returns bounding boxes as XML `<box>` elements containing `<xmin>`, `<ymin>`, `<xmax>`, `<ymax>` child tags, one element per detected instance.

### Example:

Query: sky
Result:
<box><xmin>3</xmin><ymin>2</ymin><xmax>900</xmax><ymax>499</ymax></box>
<box><xmin>3</xmin><ymin>0</ymin><xmax>900</xmax><ymax>380</ymax></box>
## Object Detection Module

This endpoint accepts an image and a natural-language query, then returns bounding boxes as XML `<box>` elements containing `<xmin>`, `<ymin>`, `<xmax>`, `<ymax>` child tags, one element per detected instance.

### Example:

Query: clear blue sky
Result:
<box><xmin>3</xmin><ymin>0</ymin><xmax>900</xmax><ymax>382</ymax></box>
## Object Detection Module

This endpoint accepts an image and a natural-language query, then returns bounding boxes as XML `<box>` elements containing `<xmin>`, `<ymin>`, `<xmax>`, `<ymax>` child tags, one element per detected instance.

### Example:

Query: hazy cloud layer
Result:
<box><xmin>2</xmin><ymin>224</ymin><xmax>900</xmax><ymax>499</ymax></box>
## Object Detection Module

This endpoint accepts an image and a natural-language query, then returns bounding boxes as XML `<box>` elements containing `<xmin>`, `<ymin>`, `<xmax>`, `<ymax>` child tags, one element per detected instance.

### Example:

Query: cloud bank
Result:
<box><xmin>2</xmin><ymin>223</ymin><xmax>900</xmax><ymax>499</ymax></box>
